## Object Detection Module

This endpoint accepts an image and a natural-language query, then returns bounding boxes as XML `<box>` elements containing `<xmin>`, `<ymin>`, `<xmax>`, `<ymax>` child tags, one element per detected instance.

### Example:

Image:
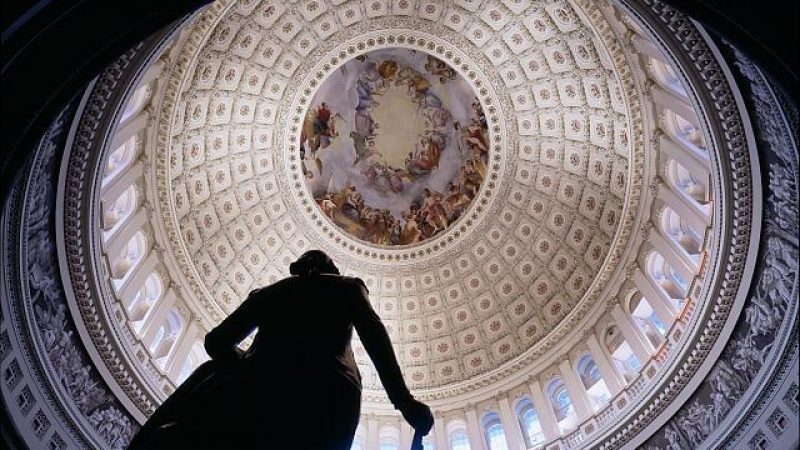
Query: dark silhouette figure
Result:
<box><xmin>129</xmin><ymin>250</ymin><xmax>433</xmax><ymax>449</ymax></box>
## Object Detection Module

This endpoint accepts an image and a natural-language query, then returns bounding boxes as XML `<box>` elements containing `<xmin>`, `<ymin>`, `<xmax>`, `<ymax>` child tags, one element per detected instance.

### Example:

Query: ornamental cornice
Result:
<box><xmin>588</xmin><ymin>0</ymin><xmax>760</xmax><ymax>447</ymax></box>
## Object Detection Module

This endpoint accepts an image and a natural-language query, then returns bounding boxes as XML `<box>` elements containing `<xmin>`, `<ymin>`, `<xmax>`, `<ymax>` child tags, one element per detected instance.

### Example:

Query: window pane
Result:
<box><xmin>450</xmin><ymin>430</ymin><xmax>471</xmax><ymax>450</ymax></box>
<box><xmin>486</xmin><ymin>423</ymin><xmax>509</xmax><ymax>450</ymax></box>
<box><xmin>521</xmin><ymin>408</ymin><xmax>544</xmax><ymax>445</ymax></box>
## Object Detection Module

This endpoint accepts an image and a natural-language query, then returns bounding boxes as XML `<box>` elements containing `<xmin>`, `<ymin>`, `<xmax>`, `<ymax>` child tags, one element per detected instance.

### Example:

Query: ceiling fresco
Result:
<box><xmin>302</xmin><ymin>48</ymin><xmax>489</xmax><ymax>246</ymax></box>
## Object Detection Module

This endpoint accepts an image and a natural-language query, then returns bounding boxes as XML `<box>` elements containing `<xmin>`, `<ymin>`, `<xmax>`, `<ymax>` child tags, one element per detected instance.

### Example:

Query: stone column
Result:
<box><xmin>558</xmin><ymin>359</ymin><xmax>593</xmax><ymax>419</ymax></box>
<box><xmin>139</xmin><ymin>59</ymin><xmax>165</xmax><ymax>87</ymax></box>
<box><xmin>400</xmin><ymin>422</ymin><xmax>413</xmax><ymax>450</ymax></box>
<box><xmin>651</xmin><ymin>87</ymin><xmax>699</xmax><ymax>129</ymax></box>
<box><xmin>657</xmin><ymin>180</ymin><xmax>711</xmax><ymax>226</ymax></box>
<box><xmin>434</xmin><ymin>412</ymin><xmax>449</xmax><ymax>450</ymax></box>
<box><xmin>118</xmin><ymin>251</ymin><xmax>158</xmax><ymax>305</ymax></box>
<box><xmin>610</xmin><ymin>304</ymin><xmax>652</xmax><ymax>364</ymax></box>
<box><xmin>528</xmin><ymin>379</ymin><xmax>560</xmax><ymax>441</ymax></box>
<box><xmin>659</xmin><ymin>134</ymin><xmax>709</xmax><ymax>183</ymax></box>
<box><xmin>586</xmin><ymin>334</ymin><xmax>625</xmax><ymax>394</ymax></box>
<box><xmin>498</xmin><ymin>395</ymin><xmax>526</xmax><ymax>450</ymax></box>
<box><xmin>140</xmin><ymin>288</ymin><xmax>176</xmax><ymax>342</ymax></box>
<box><xmin>166</xmin><ymin>319</ymin><xmax>200</xmax><ymax>379</ymax></box>
<box><xmin>632</xmin><ymin>269</ymin><xmax>678</xmax><ymax>322</ymax></box>
<box><xmin>100</xmin><ymin>160</ymin><xmax>143</xmax><ymax>207</ymax></box>
<box><xmin>366</xmin><ymin>415</ymin><xmax>379</xmax><ymax>450</ymax></box>
<box><xmin>632</xmin><ymin>35</ymin><xmax>662</xmax><ymax>60</ymax></box>
<box><xmin>465</xmin><ymin>407</ymin><xmax>488</xmax><ymax>450</ymax></box>
<box><xmin>104</xmin><ymin>208</ymin><xmax>147</xmax><ymax>263</ymax></box>
<box><xmin>111</xmin><ymin>110</ymin><xmax>150</xmax><ymax>149</ymax></box>
<box><xmin>648</xmin><ymin>229</ymin><xmax>697</xmax><ymax>280</ymax></box>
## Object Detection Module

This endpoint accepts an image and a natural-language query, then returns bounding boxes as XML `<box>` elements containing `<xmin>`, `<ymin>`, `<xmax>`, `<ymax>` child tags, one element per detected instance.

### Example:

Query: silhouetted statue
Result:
<box><xmin>129</xmin><ymin>250</ymin><xmax>433</xmax><ymax>449</ymax></box>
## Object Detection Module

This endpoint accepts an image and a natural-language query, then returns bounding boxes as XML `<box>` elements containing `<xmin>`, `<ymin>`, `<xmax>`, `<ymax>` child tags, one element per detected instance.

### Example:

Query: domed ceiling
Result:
<box><xmin>151</xmin><ymin>0</ymin><xmax>645</xmax><ymax>396</ymax></box>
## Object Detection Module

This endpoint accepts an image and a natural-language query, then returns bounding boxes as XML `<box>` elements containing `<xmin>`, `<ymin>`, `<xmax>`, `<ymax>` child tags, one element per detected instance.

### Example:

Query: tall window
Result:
<box><xmin>515</xmin><ymin>398</ymin><xmax>544</xmax><ymax>447</ymax></box>
<box><xmin>547</xmin><ymin>380</ymin><xmax>577</xmax><ymax>433</ymax></box>
<box><xmin>177</xmin><ymin>342</ymin><xmax>208</xmax><ymax>384</ymax></box>
<box><xmin>150</xmin><ymin>310</ymin><xmax>183</xmax><ymax>364</ymax></box>
<box><xmin>111</xmin><ymin>231</ymin><xmax>147</xmax><ymax>284</ymax></box>
<box><xmin>668</xmin><ymin>160</ymin><xmax>709</xmax><ymax>207</ymax></box>
<box><xmin>120</xmin><ymin>84</ymin><xmax>151</xmax><ymax>124</ymax></box>
<box><xmin>630</xmin><ymin>296</ymin><xmax>668</xmax><ymax>348</ymax></box>
<box><xmin>661</xmin><ymin>207</ymin><xmax>703</xmax><ymax>259</ymax></box>
<box><xmin>648</xmin><ymin>252</ymin><xmax>687</xmax><ymax>309</ymax></box>
<box><xmin>102</xmin><ymin>185</ymin><xmax>137</xmax><ymax>235</ymax></box>
<box><xmin>605</xmin><ymin>326</ymin><xmax>641</xmax><ymax>382</ymax></box>
<box><xmin>103</xmin><ymin>135</ymin><xmax>137</xmax><ymax>183</ymax></box>
<box><xmin>127</xmin><ymin>272</ymin><xmax>162</xmax><ymax>326</ymax></box>
<box><xmin>482</xmin><ymin>414</ymin><xmax>509</xmax><ymax>450</ymax></box>
<box><xmin>379</xmin><ymin>440</ymin><xmax>399</xmax><ymax>450</ymax></box>
<box><xmin>577</xmin><ymin>356</ymin><xmax>611</xmax><ymax>410</ymax></box>
<box><xmin>379</xmin><ymin>426</ymin><xmax>400</xmax><ymax>450</ymax></box>
<box><xmin>449</xmin><ymin>429</ymin><xmax>471</xmax><ymax>450</ymax></box>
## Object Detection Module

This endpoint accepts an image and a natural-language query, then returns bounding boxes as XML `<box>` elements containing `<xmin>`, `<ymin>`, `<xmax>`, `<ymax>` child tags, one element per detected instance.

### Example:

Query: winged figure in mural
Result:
<box><xmin>301</xmin><ymin>102</ymin><xmax>342</xmax><ymax>174</ymax></box>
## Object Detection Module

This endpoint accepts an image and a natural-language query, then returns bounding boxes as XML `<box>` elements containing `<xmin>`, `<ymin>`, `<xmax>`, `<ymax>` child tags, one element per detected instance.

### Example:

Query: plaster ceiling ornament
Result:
<box><xmin>151</xmin><ymin>0</ymin><xmax>646</xmax><ymax>396</ymax></box>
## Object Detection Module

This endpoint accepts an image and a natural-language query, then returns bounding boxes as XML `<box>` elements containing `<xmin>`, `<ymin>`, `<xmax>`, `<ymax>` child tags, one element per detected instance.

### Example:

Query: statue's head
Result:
<box><xmin>289</xmin><ymin>249</ymin><xmax>340</xmax><ymax>277</ymax></box>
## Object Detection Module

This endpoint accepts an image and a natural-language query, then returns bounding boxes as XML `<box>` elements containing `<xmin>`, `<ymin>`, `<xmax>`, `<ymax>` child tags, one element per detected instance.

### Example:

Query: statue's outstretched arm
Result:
<box><xmin>351</xmin><ymin>279</ymin><xmax>434</xmax><ymax>435</ymax></box>
<box><xmin>204</xmin><ymin>287</ymin><xmax>266</xmax><ymax>363</ymax></box>
<box><xmin>351</xmin><ymin>280</ymin><xmax>413</xmax><ymax>409</ymax></box>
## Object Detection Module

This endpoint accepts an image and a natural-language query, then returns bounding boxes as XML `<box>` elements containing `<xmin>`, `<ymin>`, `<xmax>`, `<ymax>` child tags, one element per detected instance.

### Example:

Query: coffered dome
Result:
<box><xmin>150</xmin><ymin>0</ymin><xmax>644</xmax><ymax>396</ymax></box>
<box><xmin>8</xmin><ymin>0</ymin><xmax>796</xmax><ymax>449</ymax></box>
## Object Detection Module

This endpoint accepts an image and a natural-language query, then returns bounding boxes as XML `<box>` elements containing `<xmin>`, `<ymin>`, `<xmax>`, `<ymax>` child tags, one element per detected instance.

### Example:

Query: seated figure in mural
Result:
<box><xmin>128</xmin><ymin>250</ymin><xmax>434</xmax><ymax>449</ymax></box>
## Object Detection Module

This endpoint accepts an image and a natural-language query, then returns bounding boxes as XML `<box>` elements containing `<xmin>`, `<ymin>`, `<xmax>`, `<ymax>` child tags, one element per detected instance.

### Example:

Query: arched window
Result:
<box><xmin>120</xmin><ymin>84</ymin><xmax>151</xmax><ymax>124</ymax></box>
<box><xmin>103</xmin><ymin>135</ymin><xmax>138</xmax><ymax>183</ymax></box>
<box><xmin>630</xmin><ymin>295</ymin><xmax>668</xmax><ymax>347</ymax></box>
<box><xmin>515</xmin><ymin>397</ymin><xmax>544</xmax><ymax>447</ymax></box>
<box><xmin>647</xmin><ymin>252</ymin><xmax>687</xmax><ymax>309</ymax></box>
<box><xmin>177</xmin><ymin>342</ymin><xmax>208</xmax><ymax>384</ymax></box>
<box><xmin>126</xmin><ymin>272</ymin><xmax>162</xmax><ymax>326</ymax></box>
<box><xmin>149</xmin><ymin>310</ymin><xmax>183</xmax><ymax>363</ymax></box>
<box><xmin>671</xmin><ymin>113</ymin><xmax>702</xmax><ymax>147</ymax></box>
<box><xmin>449</xmin><ymin>429</ymin><xmax>471</xmax><ymax>450</ymax></box>
<box><xmin>547</xmin><ymin>380</ymin><xmax>577</xmax><ymax>433</ymax></box>
<box><xmin>576</xmin><ymin>356</ymin><xmax>611</xmax><ymax>410</ymax></box>
<box><xmin>102</xmin><ymin>185</ymin><xmax>137</xmax><ymax>234</ymax></box>
<box><xmin>482</xmin><ymin>413</ymin><xmax>509</xmax><ymax>450</ymax></box>
<box><xmin>604</xmin><ymin>326</ymin><xmax>641</xmax><ymax>383</ymax></box>
<box><xmin>111</xmin><ymin>231</ymin><xmax>147</xmax><ymax>283</ymax></box>
<box><xmin>648</xmin><ymin>58</ymin><xmax>687</xmax><ymax>98</ymax></box>
<box><xmin>661</xmin><ymin>207</ymin><xmax>703</xmax><ymax>260</ymax></box>
<box><xmin>668</xmin><ymin>160</ymin><xmax>710</xmax><ymax>208</ymax></box>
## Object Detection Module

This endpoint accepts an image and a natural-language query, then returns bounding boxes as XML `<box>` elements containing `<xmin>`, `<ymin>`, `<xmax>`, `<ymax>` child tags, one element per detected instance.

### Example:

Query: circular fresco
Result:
<box><xmin>301</xmin><ymin>48</ymin><xmax>489</xmax><ymax>246</ymax></box>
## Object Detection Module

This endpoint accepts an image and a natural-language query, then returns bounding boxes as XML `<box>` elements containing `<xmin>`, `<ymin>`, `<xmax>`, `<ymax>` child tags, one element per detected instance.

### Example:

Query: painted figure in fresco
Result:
<box><xmin>400</xmin><ymin>210</ymin><xmax>423</xmax><ymax>245</ymax></box>
<box><xmin>422</xmin><ymin>188</ymin><xmax>449</xmax><ymax>232</ymax></box>
<box><xmin>362</xmin><ymin>161</ymin><xmax>406</xmax><ymax>194</ymax></box>
<box><xmin>349</xmin><ymin>131</ymin><xmax>371</xmax><ymax>165</ymax></box>
<box><xmin>424</xmin><ymin>54</ymin><xmax>456</xmax><ymax>84</ymax></box>
<box><xmin>301</xmin><ymin>102</ymin><xmax>340</xmax><ymax>155</ymax></box>
<box><xmin>129</xmin><ymin>251</ymin><xmax>434</xmax><ymax>449</ymax></box>
<box><xmin>395</xmin><ymin>66</ymin><xmax>432</xmax><ymax>99</ymax></box>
